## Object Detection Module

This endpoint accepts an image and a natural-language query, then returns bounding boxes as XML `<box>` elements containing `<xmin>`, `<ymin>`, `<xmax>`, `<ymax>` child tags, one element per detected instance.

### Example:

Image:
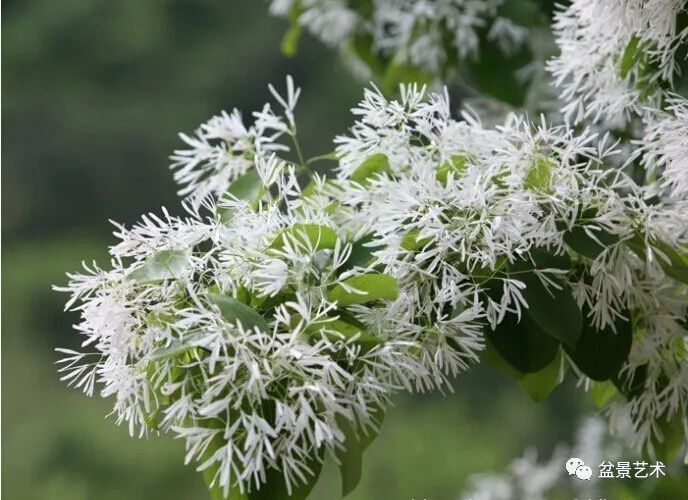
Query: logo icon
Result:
<box><xmin>565</xmin><ymin>457</ymin><xmax>591</xmax><ymax>480</ymax></box>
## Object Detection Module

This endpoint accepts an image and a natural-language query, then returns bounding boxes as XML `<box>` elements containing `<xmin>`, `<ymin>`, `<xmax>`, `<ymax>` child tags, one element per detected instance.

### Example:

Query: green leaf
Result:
<box><xmin>381</xmin><ymin>63</ymin><xmax>433</xmax><ymax>95</ymax></box>
<box><xmin>480</xmin><ymin>336</ymin><xmax>525</xmax><ymax>380</ymax></box>
<box><xmin>127</xmin><ymin>249</ymin><xmax>190</xmax><ymax>283</ymax></box>
<box><xmin>280</xmin><ymin>0</ymin><xmax>304</xmax><ymax>57</ymax></box>
<box><xmin>524</xmin><ymin>158</ymin><xmax>553</xmax><ymax>191</ymax></box>
<box><xmin>497</xmin><ymin>0</ymin><xmax>540</xmax><ymax>27</ymax></box>
<box><xmin>228</xmin><ymin>168</ymin><xmax>263</xmax><ymax>203</ymax></box>
<box><xmin>149</xmin><ymin>333</ymin><xmax>202</xmax><ymax>361</ymax></box>
<box><xmin>349</xmin><ymin>32</ymin><xmax>386</xmax><ymax>77</ymax></box>
<box><xmin>436</xmin><ymin>155</ymin><xmax>468</xmax><ymax>184</ymax></box>
<box><xmin>468</xmin><ymin>37</ymin><xmax>533</xmax><ymax>107</ymax></box>
<box><xmin>400</xmin><ymin>228</ymin><xmax>433</xmax><ymax>251</ymax></box>
<box><xmin>519</xmin><ymin>350</ymin><xmax>562</xmax><ymax>402</ymax></box>
<box><xmin>270</xmin><ymin>224</ymin><xmax>338</xmax><ymax>251</ymax></box>
<box><xmin>329</xmin><ymin>274</ymin><xmax>399</xmax><ymax>306</ymax></box>
<box><xmin>305</xmin><ymin>318</ymin><xmax>383</xmax><ymax>350</ymax></box>
<box><xmin>620</xmin><ymin>35</ymin><xmax>642</xmax><ymax>78</ymax></box>
<box><xmin>200</xmin><ymin>422</ymin><xmax>247</xmax><ymax>500</ymax></box>
<box><xmin>249</xmin><ymin>450</ymin><xmax>324</xmax><ymax>500</ymax></box>
<box><xmin>565</xmin><ymin>313</ymin><xmax>633</xmax><ymax>381</ymax></box>
<box><xmin>280</xmin><ymin>23</ymin><xmax>302</xmax><ymax>57</ymax></box>
<box><xmin>350</xmin><ymin>153</ymin><xmax>391</xmax><ymax>185</ymax></box>
<box><xmin>520</xmin><ymin>275</ymin><xmax>582</xmax><ymax>348</ymax></box>
<box><xmin>564</xmin><ymin>226</ymin><xmax>619</xmax><ymax>260</ymax></box>
<box><xmin>336</xmin><ymin>416</ymin><xmax>363</xmax><ymax>497</ymax></box>
<box><xmin>628</xmin><ymin>234</ymin><xmax>688</xmax><ymax>284</ymax></box>
<box><xmin>486</xmin><ymin>312</ymin><xmax>560</xmax><ymax>374</ymax></box>
<box><xmin>220</xmin><ymin>168</ymin><xmax>265</xmax><ymax>222</ymax></box>
<box><xmin>589</xmin><ymin>381</ymin><xmax>618</xmax><ymax>408</ymax></box>
<box><xmin>652</xmin><ymin>239</ymin><xmax>688</xmax><ymax>284</ymax></box>
<box><xmin>341</xmin><ymin>235</ymin><xmax>382</xmax><ymax>271</ymax></box>
<box><xmin>359</xmin><ymin>403</ymin><xmax>385</xmax><ymax>451</ymax></box>
<box><xmin>612</xmin><ymin>364</ymin><xmax>647</xmax><ymax>400</ymax></box>
<box><xmin>647</xmin><ymin>412</ymin><xmax>685</xmax><ymax>462</ymax></box>
<box><xmin>208</xmin><ymin>294</ymin><xmax>269</xmax><ymax>333</ymax></box>
<box><xmin>509</xmin><ymin>251</ymin><xmax>582</xmax><ymax>349</ymax></box>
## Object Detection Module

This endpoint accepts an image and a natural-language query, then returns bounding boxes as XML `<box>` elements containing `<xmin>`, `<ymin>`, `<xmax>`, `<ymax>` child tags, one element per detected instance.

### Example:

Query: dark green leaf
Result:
<box><xmin>497</xmin><ymin>0</ymin><xmax>540</xmax><ymax>27</ymax></box>
<box><xmin>486</xmin><ymin>313</ymin><xmax>560</xmax><ymax>373</ymax></box>
<box><xmin>627</xmin><ymin>234</ymin><xmax>688</xmax><ymax>284</ymax></box>
<box><xmin>480</xmin><ymin>336</ymin><xmax>525</xmax><ymax>380</ymax></box>
<box><xmin>564</xmin><ymin>226</ymin><xmax>619</xmax><ymax>259</ymax></box>
<box><xmin>468</xmin><ymin>38</ymin><xmax>533</xmax><ymax>107</ymax></box>
<box><xmin>208</xmin><ymin>294</ymin><xmax>269</xmax><ymax>333</ymax></box>
<box><xmin>350</xmin><ymin>153</ymin><xmax>391</xmax><ymax>185</ymax></box>
<box><xmin>509</xmin><ymin>251</ymin><xmax>582</xmax><ymax>349</ymax></box>
<box><xmin>612</xmin><ymin>364</ymin><xmax>647</xmax><ymax>400</ymax></box>
<box><xmin>565</xmin><ymin>313</ymin><xmax>632</xmax><ymax>381</ymax></box>
<box><xmin>127</xmin><ymin>249</ymin><xmax>190</xmax><ymax>283</ymax></box>
<box><xmin>341</xmin><ymin>235</ymin><xmax>382</xmax><ymax>271</ymax></box>
<box><xmin>329</xmin><ymin>274</ymin><xmax>399</xmax><ymax>306</ymax></box>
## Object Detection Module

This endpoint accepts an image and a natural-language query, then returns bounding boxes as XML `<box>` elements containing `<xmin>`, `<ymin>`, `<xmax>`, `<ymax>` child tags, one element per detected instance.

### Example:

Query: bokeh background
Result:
<box><xmin>1</xmin><ymin>1</ymin><xmax>659</xmax><ymax>499</ymax></box>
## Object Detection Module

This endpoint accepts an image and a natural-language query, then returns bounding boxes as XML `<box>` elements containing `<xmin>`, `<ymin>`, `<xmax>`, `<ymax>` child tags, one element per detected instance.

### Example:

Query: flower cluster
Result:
<box><xmin>548</xmin><ymin>0</ymin><xmax>688</xmax><ymax>124</ymax></box>
<box><xmin>330</xmin><ymin>85</ymin><xmax>688</xmax><ymax>457</ymax></box>
<box><xmin>56</xmin><ymin>76</ymin><xmax>687</xmax><ymax>498</ymax></box>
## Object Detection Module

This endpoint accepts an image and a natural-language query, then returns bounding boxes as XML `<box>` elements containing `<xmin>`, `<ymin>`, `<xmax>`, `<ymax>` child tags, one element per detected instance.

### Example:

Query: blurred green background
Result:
<box><xmin>0</xmin><ymin>1</ymin><xmax>637</xmax><ymax>499</ymax></box>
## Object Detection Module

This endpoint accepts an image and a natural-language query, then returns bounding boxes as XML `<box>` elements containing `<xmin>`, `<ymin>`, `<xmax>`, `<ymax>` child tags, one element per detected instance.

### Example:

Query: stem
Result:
<box><xmin>306</xmin><ymin>152</ymin><xmax>339</xmax><ymax>165</ymax></box>
<box><xmin>289</xmin><ymin>129</ymin><xmax>306</xmax><ymax>168</ymax></box>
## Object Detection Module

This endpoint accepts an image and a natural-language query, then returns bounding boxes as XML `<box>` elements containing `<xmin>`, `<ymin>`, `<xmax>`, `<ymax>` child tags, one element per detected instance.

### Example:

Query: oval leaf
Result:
<box><xmin>305</xmin><ymin>318</ymin><xmax>383</xmax><ymax>351</ymax></box>
<box><xmin>329</xmin><ymin>274</ymin><xmax>399</xmax><ymax>306</ymax></box>
<box><xmin>270</xmin><ymin>224</ymin><xmax>338</xmax><ymax>251</ymax></box>
<box><xmin>564</xmin><ymin>226</ymin><xmax>619</xmax><ymax>260</ymax></box>
<box><xmin>127</xmin><ymin>249</ymin><xmax>190</xmax><ymax>283</ymax></box>
<box><xmin>336</xmin><ymin>416</ymin><xmax>363</xmax><ymax>497</ymax></box>
<box><xmin>486</xmin><ymin>313</ymin><xmax>560</xmax><ymax>374</ymax></box>
<box><xmin>350</xmin><ymin>153</ymin><xmax>390</xmax><ymax>185</ymax></box>
<box><xmin>565</xmin><ymin>313</ymin><xmax>632</xmax><ymax>381</ymax></box>
<box><xmin>208</xmin><ymin>294</ymin><xmax>269</xmax><ymax>333</ymax></box>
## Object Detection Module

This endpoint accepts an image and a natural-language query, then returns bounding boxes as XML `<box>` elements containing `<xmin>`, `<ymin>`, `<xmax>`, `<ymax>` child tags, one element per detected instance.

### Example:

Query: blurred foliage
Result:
<box><xmin>2</xmin><ymin>0</ymin><xmax>361</xmax><ymax>242</ymax></box>
<box><xmin>4</xmin><ymin>2</ymin><xmax>683</xmax><ymax>500</ymax></box>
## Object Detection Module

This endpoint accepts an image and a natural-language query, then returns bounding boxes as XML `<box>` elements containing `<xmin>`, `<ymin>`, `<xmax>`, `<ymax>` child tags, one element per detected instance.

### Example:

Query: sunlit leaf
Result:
<box><xmin>127</xmin><ymin>249</ymin><xmax>190</xmax><ymax>283</ymax></box>
<box><xmin>350</xmin><ymin>153</ymin><xmax>391</xmax><ymax>185</ymax></box>
<box><xmin>329</xmin><ymin>274</ymin><xmax>399</xmax><ymax>306</ymax></box>
<box><xmin>519</xmin><ymin>350</ymin><xmax>562</xmax><ymax>402</ymax></box>
<box><xmin>270</xmin><ymin>224</ymin><xmax>338</xmax><ymax>251</ymax></box>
